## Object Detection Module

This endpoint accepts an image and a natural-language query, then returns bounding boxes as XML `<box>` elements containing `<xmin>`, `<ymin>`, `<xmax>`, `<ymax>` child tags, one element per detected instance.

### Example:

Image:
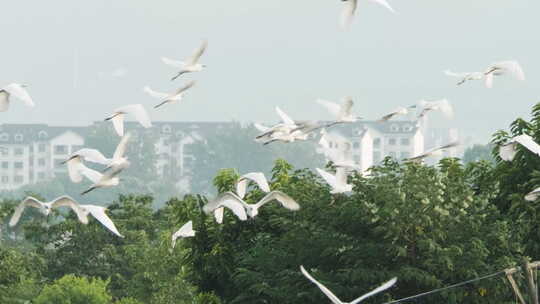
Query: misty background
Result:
<box><xmin>0</xmin><ymin>0</ymin><xmax>538</xmax><ymax>143</ymax></box>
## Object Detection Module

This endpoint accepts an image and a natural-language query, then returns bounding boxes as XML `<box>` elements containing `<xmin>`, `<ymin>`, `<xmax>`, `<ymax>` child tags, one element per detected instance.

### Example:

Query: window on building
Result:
<box><xmin>72</xmin><ymin>145</ymin><xmax>84</xmax><ymax>152</ymax></box>
<box><xmin>14</xmin><ymin>134</ymin><xmax>23</xmax><ymax>142</ymax></box>
<box><xmin>0</xmin><ymin>148</ymin><xmax>7</xmax><ymax>156</ymax></box>
<box><xmin>38</xmin><ymin>172</ymin><xmax>45</xmax><ymax>180</ymax></box>
<box><xmin>401</xmin><ymin>138</ymin><xmax>410</xmax><ymax>146</ymax></box>
<box><xmin>0</xmin><ymin>133</ymin><xmax>8</xmax><ymax>141</ymax></box>
<box><xmin>390</xmin><ymin>124</ymin><xmax>399</xmax><ymax>132</ymax></box>
<box><xmin>162</xmin><ymin>125</ymin><xmax>172</xmax><ymax>134</ymax></box>
<box><xmin>373</xmin><ymin>138</ymin><xmax>381</xmax><ymax>148</ymax></box>
<box><xmin>14</xmin><ymin>148</ymin><xmax>23</xmax><ymax>156</ymax></box>
<box><xmin>38</xmin><ymin>131</ymin><xmax>48</xmax><ymax>139</ymax></box>
<box><xmin>38</xmin><ymin>158</ymin><xmax>46</xmax><ymax>167</ymax></box>
<box><xmin>1</xmin><ymin>162</ymin><xmax>8</xmax><ymax>169</ymax></box>
<box><xmin>373</xmin><ymin>151</ymin><xmax>381</xmax><ymax>162</ymax></box>
<box><xmin>401</xmin><ymin>152</ymin><xmax>410</xmax><ymax>159</ymax></box>
<box><xmin>14</xmin><ymin>175</ymin><xmax>24</xmax><ymax>183</ymax></box>
<box><xmin>389</xmin><ymin>138</ymin><xmax>397</xmax><ymax>145</ymax></box>
<box><xmin>14</xmin><ymin>162</ymin><xmax>23</xmax><ymax>169</ymax></box>
<box><xmin>38</xmin><ymin>144</ymin><xmax>46</xmax><ymax>153</ymax></box>
<box><xmin>402</xmin><ymin>124</ymin><xmax>413</xmax><ymax>132</ymax></box>
<box><xmin>1</xmin><ymin>176</ymin><xmax>8</xmax><ymax>183</ymax></box>
<box><xmin>353</xmin><ymin>155</ymin><xmax>360</xmax><ymax>164</ymax></box>
<box><xmin>353</xmin><ymin>142</ymin><xmax>360</xmax><ymax>149</ymax></box>
<box><xmin>54</xmin><ymin>145</ymin><xmax>68</xmax><ymax>154</ymax></box>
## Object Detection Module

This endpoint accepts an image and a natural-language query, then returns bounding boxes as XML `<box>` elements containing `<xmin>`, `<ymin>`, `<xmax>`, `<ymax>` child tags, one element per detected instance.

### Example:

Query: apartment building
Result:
<box><xmin>0</xmin><ymin>120</ymin><xmax>451</xmax><ymax>191</ymax></box>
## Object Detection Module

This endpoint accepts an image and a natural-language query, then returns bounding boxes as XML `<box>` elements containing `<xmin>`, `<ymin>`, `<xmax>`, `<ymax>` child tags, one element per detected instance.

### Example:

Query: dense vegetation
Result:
<box><xmin>3</xmin><ymin>105</ymin><xmax>540</xmax><ymax>303</ymax></box>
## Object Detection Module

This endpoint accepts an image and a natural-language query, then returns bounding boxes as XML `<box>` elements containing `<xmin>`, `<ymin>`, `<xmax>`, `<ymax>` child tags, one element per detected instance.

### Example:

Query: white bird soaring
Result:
<box><xmin>255</xmin><ymin>107</ymin><xmax>309</xmax><ymax>145</ymax></box>
<box><xmin>499</xmin><ymin>134</ymin><xmax>540</xmax><ymax>161</ymax></box>
<box><xmin>236</xmin><ymin>172</ymin><xmax>271</xmax><ymax>199</ymax></box>
<box><xmin>483</xmin><ymin>60</ymin><xmax>525</xmax><ymax>88</ymax></box>
<box><xmin>171</xmin><ymin>220</ymin><xmax>195</xmax><ymax>248</ymax></box>
<box><xmin>341</xmin><ymin>0</ymin><xmax>396</xmax><ymax>30</ymax></box>
<box><xmin>525</xmin><ymin>187</ymin><xmax>540</xmax><ymax>202</ymax></box>
<box><xmin>405</xmin><ymin>141</ymin><xmax>460</xmax><ymax>162</ymax></box>
<box><xmin>203</xmin><ymin>193</ymin><xmax>248</xmax><ymax>224</ymax></box>
<box><xmin>316</xmin><ymin>97</ymin><xmax>359</xmax><ymax>124</ymax></box>
<box><xmin>205</xmin><ymin>191</ymin><xmax>299</xmax><ymax>221</ymax></box>
<box><xmin>300</xmin><ymin>265</ymin><xmax>397</xmax><ymax>304</ymax></box>
<box><xmin>0</xmin><ymin>83</ymin><xmax>35</xmax><ymax>112</ymax></box>
<box><xmin>78</xmin><ymin>204</ymin><xmax>124</xmax><ymax>237</ymax></box>
<box><xmin>62</xmin><ymin>134</ymin><xmax>131</xmax><ymax>183</ymax></box>
<box><xmin>9</xmin><ymin>196</ymin><xmax>87</xmax><ymax>227</ymax></box>
<box><xmin>162</xmin><ymin>40</ymin><xmax>208</xmax><ymax>81</ymax></box>
<box><xmin>379</xmin><ymin>105</ymin><xmax>419</xmax><ymax>122</ymax></box>
<box><xmin>417</xmin><ymin>99</ymin><xmax>453</xmax><ymax>119</ymax></box>
<box><xmin>79</xmin><ymin>162</ymin><xmax>129</xmax><ymax>195</ymax></box>
<box><xmin>211</xmin><ymin>172</ymin><xmax>273</xmax><ymax>223</ymax></box>
<box><xmin>444</xmin><ymin>70</ymin><xmax>484</xmax><ymax>86</ymax></box>
<box><xmin>316</xmin><ymin>168</ymin><xmax>353</xmax><ymax>194</ymax></box>
<box><xmin>144</xmin><ymin>80</ymin><xmax>196</xmax><ymax>109</ymax></box>
<box><xmin>105</xmin><ymin>104</ymin><xmax>152</xmax><ymax>137</ymax></box>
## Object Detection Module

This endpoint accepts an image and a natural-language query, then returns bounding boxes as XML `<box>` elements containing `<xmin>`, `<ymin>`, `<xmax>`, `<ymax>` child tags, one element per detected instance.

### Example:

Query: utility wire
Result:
<box><xmin>384</xmin><ymin>270</ymin><xmax>507</xmax><ymax>303</ymax></box>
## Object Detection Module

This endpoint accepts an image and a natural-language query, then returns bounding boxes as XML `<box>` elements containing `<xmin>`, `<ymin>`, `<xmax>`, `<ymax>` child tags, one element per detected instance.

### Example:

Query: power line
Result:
<box><xmin>384</xmin><ymin>270</ymin><xmax>506</xmax><ymax>303</ymax></box>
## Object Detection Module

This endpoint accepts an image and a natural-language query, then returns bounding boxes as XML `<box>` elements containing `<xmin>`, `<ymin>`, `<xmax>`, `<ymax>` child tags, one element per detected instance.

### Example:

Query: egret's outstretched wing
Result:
<box><xmin>113</xmin><ymin>133</ymin><xmax>131</xmax><ymax>160</ymax></box>
<box><xmin>275</xmin><ymin>106</ymin><xmax>295</xmax><ymax>126</ymax></box>
<box><xmin>316</xmin><ymin>99</ymin><xmax>341</xmax><ymax>118</ymax></box>
<box><xmin>186</xmin><ymin>41</ymin><xmax>208</xmax><ymax>65</ymax></box>
<box><xmin>9</xmin><ymin>197</ymin><xmax>43</xmax><ymax>227</ymax></box>
<box><xmin>236</xmin><ymin>172</ymin><xmax>270</xmax><ymax>198</ymax></box>
<box><xmin>144</xmin><ymin>86</ymin><xmax>169</xmax><ymax>99</ymax></box>
<box><xmin>300</xmin><ymin>266</ymin><xmax>344</xmax><ymax>304</ymax></box>
<box><xmin>370</xmin><ymin>0</ymin><xmax>396</xmax><ymax>13</ymax></box>
<box><xmin>499</xmin><ymin>142</ymin><xmax>517</xmax><ymax>161</ymax></box>
<box><xmin>3</xmin><ymin>84</ymin><xmax>34</xmax><ymax>107</ymax></box>
<box><xmin>161</xmin><ymin>57</ymin><xmax>185</xmax><ymax>68</ymax></box>
<box><xmin>335</xmin><ymin>168</ymin><xmax>349</xmax><ymax>186</ymax></box>
<box><xmin>110</xmin><ymin>114</ymin><xmax>125</xmax><ymax>137</ymax></box>
<box><xmin>350</xmin><ymin>277</ymin><xmax>397</xmax><ymax>304</ymax></box>
<box><xmin>65</xmin><ymin>156</ymin><xmax>85</xmax><ymax>183</ymax></box>
<box><xmin>121</xmin><ymin>104</ymin><xmax>152</xmax><ymax>128</ymax></box>
<box><xmin>79</xmin><ymin>165</ymin><xmax>103</xmax><ymax>184</ymax></box>
<box><xmin>498</xmin><ymin>61</ymin><xmax>525</xmax><ymax>80</ymax></box>
<box><xmin>339</xmin><ymin>96</ymin><xmax>354</xmax><ymax>119</ymax></box>
<box><xmin>0</xmin><ymin>91</ymin><xmax>10</xmax><ymax>111</ymax></box>
<box><xmin>514</xmin><ymin>135</ymin><xmax>540</xmax><ymax>156</ymax></box>
<box><xmin>83</xmin><ymin>205</ymin><xmax>123</xmax><ymax>237</ymax></box>
<box><xmin>444</xmin><ymin>70</ymin><xmax>467</xmax><ymax>78</ymax></box>
<box><xmin>73</xmin><ymin>148</ymin><xmax>110</xmax><ymax>165</ymax></box>
<box><xmin>52</xmin><ymin>196</ymin><xmax>88</xmax><ymax>224</ymax></box>
<box><xmin>316</xmin><ymin>168</ymin><xmax>337</xmax><ymax>188</ymax></box>
<box><xmin>485</xmin><ymin>73</ymin><xmax>494</xmax><ymax>88</ymax></box>
<box><xmin>254</xmin><ymin>123</ymin><xmax>270</xmax><ymax>133</ymax></box>
<box><xmin>525</xmin><ymin>187</ymin><xmax>540</xmax><ymax>202</ymax></box>
<box><xmin>214</xmin><ymin>207</ymin><xmax>225</xmax><ymax>224</ymax></box>
<box><xmin>203</xmin><ymin>192</ymin><xmax>248</xmax><ymax>221</ymax></box>
<box><xmin>172</xmin><ymin>220</ymin><xmax>195</xmax><ymax>248</ymax></box>
<box><xmin>340</xmin><ymin>0</ymin><xmax>357</xmax><ymax>30</ymax></box>
<box><xmin>255</xmin><ymin>191</ymin><xmax>299</xmax><ymax>211</ymax></box>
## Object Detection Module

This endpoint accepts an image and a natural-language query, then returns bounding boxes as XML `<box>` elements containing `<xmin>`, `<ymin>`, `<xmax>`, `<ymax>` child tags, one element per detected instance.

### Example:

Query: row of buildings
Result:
<box><xmin>0</xmin><ymin>120</ymin><xmax>459</xmax><ymax>191</ymax></box>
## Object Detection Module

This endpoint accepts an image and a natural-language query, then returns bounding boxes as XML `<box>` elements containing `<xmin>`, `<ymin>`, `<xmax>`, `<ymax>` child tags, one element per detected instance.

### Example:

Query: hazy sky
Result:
<box><xmin>0</xmin><ymin>0</ymin><xmax>538</xmax><ymax>143</ymax></box>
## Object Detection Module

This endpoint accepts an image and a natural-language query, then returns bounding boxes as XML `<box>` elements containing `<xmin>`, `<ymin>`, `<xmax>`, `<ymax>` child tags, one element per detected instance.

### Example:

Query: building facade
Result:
<box><xmin>0</xmin><ymin>121</ymin><xmax>453</xmax><ymax>191</ymax></box>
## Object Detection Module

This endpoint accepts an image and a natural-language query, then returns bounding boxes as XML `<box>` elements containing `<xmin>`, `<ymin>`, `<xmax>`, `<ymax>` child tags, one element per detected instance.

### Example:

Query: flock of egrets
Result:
<box><xmin>0</xmin><ymin>0</ymin><xmax>532</xmax><ymax>302</ymax></box>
